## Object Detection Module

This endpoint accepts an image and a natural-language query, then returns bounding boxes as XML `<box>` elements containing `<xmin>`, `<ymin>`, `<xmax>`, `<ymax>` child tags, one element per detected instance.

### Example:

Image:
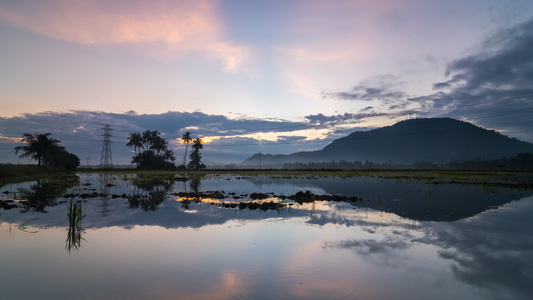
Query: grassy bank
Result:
<box><xmin>0</xmin><ymin>164</ymin><xmax>72</xmax><ymax>184</ymax></box>
<box><xmin>3</xmin><ymin>166</ymin><xmax>533</xmax><ymax>189</ymax></box>
<box><xmin>76</xmin><ymin>168</ymin><xmax>533</xmax><ymax>189</ymax></box>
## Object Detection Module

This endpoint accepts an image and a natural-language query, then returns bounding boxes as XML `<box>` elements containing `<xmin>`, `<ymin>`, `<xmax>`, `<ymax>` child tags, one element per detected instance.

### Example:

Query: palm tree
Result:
<box><xmin>188</xmin><ymin>138</ymin><xmax>205</xmax><ymax>170</ymax></box>
<box><xmin>126</xmin><ymin>132</ymin><xmax>143</xmax><ymax>156</ymax></box>
<box><xmin>181</xmin><ymin>131</ymin><xmax>192</xmax><ymax>167</ymax></box>
<box><xmin>191</xmin><ymin>138</ymin><xmax>204</xmax><ymax>151</ymax></box>
<box><xmin>150</xmin><ymin>135</ymin><xmax>168</xmax><ymax>155</ymax></box>
<box><xmin>127</xmin><ymin>130</ymin><xmax>176</xmax><ymax>169</ymax></box>
<box><xmin>14</xmin><ymin>133</ymin><xmax>61</xmax><ymax>166</ymax></box>
<box><xmin>163</xmin><ymin>149</ymin><xmax>175</xmax><ymax>162</ymax></box>
<box><xmin>141</xmin><ymin>130</ymin><xmax>157</xmax><ymax>150</ymax></box>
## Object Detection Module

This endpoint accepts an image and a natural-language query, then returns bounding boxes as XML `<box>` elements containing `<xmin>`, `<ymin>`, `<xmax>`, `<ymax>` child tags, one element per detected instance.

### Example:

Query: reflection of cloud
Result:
<box><xmin>0</xmin><ymin>0</ymin><xmax>251</xmax><ymax>72</ymax></box>
<box><xmin>328</xmin><ymin>236</ymin><xmax>410</xmax><ymax>256</ymax></box>
<box><xmin>415</xmin><ymin>198</ymin><xmax>533</xmax><ymax>300</ymax></box>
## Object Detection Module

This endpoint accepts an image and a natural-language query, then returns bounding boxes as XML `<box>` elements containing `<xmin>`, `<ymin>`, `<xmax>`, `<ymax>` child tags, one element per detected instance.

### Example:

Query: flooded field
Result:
<box><xmin>1</xmin><ymin>172</ymin><xmax>533</xmax><ymax>300</ymax></box>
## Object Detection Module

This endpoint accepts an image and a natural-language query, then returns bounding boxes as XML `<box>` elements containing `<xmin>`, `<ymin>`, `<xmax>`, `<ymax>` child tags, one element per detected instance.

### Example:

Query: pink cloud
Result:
<box><xmin>0</xmin><ymin>0</ymin><xmax>251</xmax><ymax>72</ymax></box>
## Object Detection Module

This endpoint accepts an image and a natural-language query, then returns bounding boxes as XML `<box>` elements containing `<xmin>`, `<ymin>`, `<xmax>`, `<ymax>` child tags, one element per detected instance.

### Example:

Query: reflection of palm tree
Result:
<box><xmin>189</xmin><ymin>176</ymin><xmax>201</xmax><ymax>194</ymax></box>
<box><xmin>20</xmin><ymin>176</ymin><xmax>79</xmax><ymax>212</ymax></box>
<box><xmin>181</xmin><ymin>132</ymin><xmax>192</xmax><ymax>167</ymax></box>
<box><xmin>14</xmin><ymin>133</ymin><xmax>60</xmax><ymax>166</ymax></box>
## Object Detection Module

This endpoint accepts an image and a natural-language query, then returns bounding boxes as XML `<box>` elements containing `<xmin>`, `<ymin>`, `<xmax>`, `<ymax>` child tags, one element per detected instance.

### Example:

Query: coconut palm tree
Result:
<box><xmin>126</xmin><ymin>132</ymin><xmax>143</xmax><ymax>156</ymax></box>
<box><xmin>127</xmin><ymin>129</ymin><xmax>175</xmax><ymax>169</ymax></box>
<box><xmin>14</xmin><ymin>133</ymin><xmax>61</xmax><ymax>166</ymax></box>
<box><xmin>141</xmin><ymin>130</ymin><xmax>157</xmax><ymax>150</ymax></box>
<box><xmin>181</xmin><ymin>131</ymin><xmax>192</xmax><ymax>167</ymax></box>
<box><xmin>188</xmin><ymin>138</ymin><xmax>205</xmax><ymax>170</ymax></box>
<box><xmin>163</xmin><ymin>149</ymin><xmax>175</xmax><ymax>162</ymax></box>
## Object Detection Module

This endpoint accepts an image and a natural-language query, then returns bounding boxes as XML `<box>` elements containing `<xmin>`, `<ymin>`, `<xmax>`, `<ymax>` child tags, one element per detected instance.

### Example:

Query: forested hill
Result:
<box><xmin>241</xmin><ymin>118</ymin><xmax>533</xmax><ymax>166</ymax></box>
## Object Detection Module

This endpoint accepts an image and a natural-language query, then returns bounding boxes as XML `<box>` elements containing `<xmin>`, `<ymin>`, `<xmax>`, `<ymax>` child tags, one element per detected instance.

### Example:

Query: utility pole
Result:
<box><xmin>100</xmin><ymin>124</ymin><xmax>113</xmax><ymax>168</ymax></box>
<box><xmin>86</xmin><ymin>156</ymin><xmax>91</xmax><ymax>167</ymax></box>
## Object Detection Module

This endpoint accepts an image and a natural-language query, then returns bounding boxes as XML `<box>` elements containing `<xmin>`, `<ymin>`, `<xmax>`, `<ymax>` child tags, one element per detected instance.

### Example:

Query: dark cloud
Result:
<box><xmin>4</xmin><ymin>110</ymin><xmax>380</xmax><ymax>165</ymax></box>
<box><xmin>322</xmin><ymin>74</ymin><xmax>407</xmax><ymax>103</ymax></box>
<box><xmin>414</xmin><ymin>18</ymin><xmax>533</xmax><ymax>142</ymax></box>
<box><xmin>3</xmin><ymin>110</ymin><xmax>392</xmax><ymax>165</ymax></box>
<box><xmin>304</xmin><ymin>112</ymin><xmax>387</xmax><ymax>126</ymax></box>
<box><xmin>317</xmin><ymin>19</ymin><xmax>533</xmax><ymax>142</ymax></box>
<box><xmin>0</xmin><ymin>111</ymin><xmax>310</xmax><ymax>165</ymax></box>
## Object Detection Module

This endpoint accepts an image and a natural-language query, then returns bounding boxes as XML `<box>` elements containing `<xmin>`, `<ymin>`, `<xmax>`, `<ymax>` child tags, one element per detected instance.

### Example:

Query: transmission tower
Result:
<box><xmin>100</xmin><ymin>124</ymin><xmax>113</xmax><ymax>168</ymax></box>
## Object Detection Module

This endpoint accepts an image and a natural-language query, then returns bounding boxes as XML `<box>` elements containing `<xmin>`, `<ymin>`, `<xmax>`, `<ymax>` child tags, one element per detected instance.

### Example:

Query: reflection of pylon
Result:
<box><xmin>100</xmin><ymin>124</ymin><xmax>113</xmax><ymax>168</ymax></box>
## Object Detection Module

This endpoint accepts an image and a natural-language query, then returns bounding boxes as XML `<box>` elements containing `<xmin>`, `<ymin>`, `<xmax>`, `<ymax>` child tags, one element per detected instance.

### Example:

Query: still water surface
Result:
<box><xmin>1</xmin><ymin>173</ymin><xmax>532</xmax><ymax>300</ymax></box>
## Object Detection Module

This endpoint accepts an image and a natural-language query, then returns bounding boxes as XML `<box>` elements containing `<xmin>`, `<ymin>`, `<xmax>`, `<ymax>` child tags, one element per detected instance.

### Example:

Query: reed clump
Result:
<box><xmin>66</xmin><ymin>199</ymin><xmax>86</xmax><ymax>252</ymax></box>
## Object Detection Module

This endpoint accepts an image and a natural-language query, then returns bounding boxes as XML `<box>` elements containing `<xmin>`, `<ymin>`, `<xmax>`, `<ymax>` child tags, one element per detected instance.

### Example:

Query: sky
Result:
<box><xmin>1</xmin><ymin>0</ymin><xmax>533</xmax><ymax>166</ymax></box>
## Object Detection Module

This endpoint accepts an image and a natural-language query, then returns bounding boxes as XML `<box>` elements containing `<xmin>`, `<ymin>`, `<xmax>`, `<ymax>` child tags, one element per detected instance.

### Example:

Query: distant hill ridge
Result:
<box><xmin>241</xmin><ymin>118</ymin><xmax>533</xmax><ymax>166</ymax></box>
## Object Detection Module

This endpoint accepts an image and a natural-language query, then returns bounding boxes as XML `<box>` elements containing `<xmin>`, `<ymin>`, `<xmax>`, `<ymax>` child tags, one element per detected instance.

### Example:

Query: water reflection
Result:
<box><xmin>126</xmin><ymin>190</ymin><xmax>165</xmax><ymax>212</ymax></box>
<box><xmin>125</xmin><ymin>174</ymin><xmax>174</xmax><ymax>211</ymax></box>
<box><xmin>1</xmin><ymin>173</ymin><xmax>532</xmax><ymax>299</ymax></box>
<box><xmin>65</xmin><ymin>199</ymin><xmax>86</xmax><ymax>252</ymax></box>
<box><xmin>18</xmin><ymin>175</ymin><xmax>79</xmax><ymax>213</ymax></box>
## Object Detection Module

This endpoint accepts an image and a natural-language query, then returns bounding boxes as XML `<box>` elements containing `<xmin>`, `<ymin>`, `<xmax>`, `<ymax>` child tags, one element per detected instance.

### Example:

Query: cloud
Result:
<box><xmin>322</xmin><ymin>75</ymin><xmax>408</xmax><ymax>103</ymax></box>
<box><xmin>0</xmin><ymin>0</ymin><xmax>251</xmax><ymax>72</ymax></box>
<box><xmin>3</xmin><ymin>109</ymin><xmax>405</xmax><ymax>164</ymax></box>
<box><xmin>0</xmin><ymin>110</ymin><xmax>330</xmax><ymax>165</ymax></box>
<box><xmin>330</xmin><ymin>237</ymin><xmax>410</xmax><ymax>256</ymax></box>
<box><xmin>415</xmin><ymin>199</ymin><xmax>533</xmax><ymax>300</ymax></box>
<box><xmin>315</xmin><ymin>18</ymin><xmax>533</xmax><ymax>142</ymax></box>
<box><xmin>304</xmin><ymin>112</ymin><xmax>387</xmax><ymax>126</ymax></box>
<box><xmin>412</xmin><ymin>18</ymin><xmax>533</xmax><ymax>141</ymax></box>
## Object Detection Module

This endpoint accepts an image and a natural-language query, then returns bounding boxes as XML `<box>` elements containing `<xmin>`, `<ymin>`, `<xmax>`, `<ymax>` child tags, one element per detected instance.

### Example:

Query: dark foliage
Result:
<box><xmin>187</xmin><ymin>138</ymin><xmax>206</xmax><ymax>170</ymax></box>
<box><xmin>13</xmin><ymin>133</ymin><xmax>80</xmax><ymax>170</ymax></box>
<box><xmin>128</xmin><ymin>130</ymin><xmax>176</xmax><ymax>169</ymax></box>
<box><xmin>282</xmin><ymin>153</ymin><xmax>533</xmax><ymax>170</ymax></box>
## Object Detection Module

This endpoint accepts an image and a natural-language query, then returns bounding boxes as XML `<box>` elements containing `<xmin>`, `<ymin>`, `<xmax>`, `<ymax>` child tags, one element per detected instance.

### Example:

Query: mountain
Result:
<box><xmin>241</xmin><ymin>118</ymin><xmax>533</xmax><ymax>166</ymax></box>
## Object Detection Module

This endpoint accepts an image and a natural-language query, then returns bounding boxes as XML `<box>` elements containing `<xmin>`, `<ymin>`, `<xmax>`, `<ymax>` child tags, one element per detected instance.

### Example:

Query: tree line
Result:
<box><xmin>13</xmin><ymin>130</ymin><xmax>206</xmax><ymax>170</ymax></box>
<box><xmin>13</xmin><ymin>133</ymin><xmax>80</xmax><ymax>170</ymax></box>
<box><xmin>281</xmin><ymin>153</ymin><xmax>533</xmax><ymax>170</ymax></box>
<box><xmin>126</xmin><ymin>130</ymin><xmax>205</xmax><ymax>170</ymax></box>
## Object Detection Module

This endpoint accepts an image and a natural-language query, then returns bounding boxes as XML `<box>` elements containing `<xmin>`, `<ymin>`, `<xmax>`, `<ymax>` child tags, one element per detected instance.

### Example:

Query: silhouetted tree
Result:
<box><xmin>14</xmin><ymin>133</ymin><xmax>60</xmax><ymax>166</ymax></box>
<box><xmin>188</xmin><ymin>138</ymin><xmax>205</xmax><ymax>170</ymax></box>
<box><xmin>13</xmin><ymin>133</ymin><xmax>80</xmax><ymax>170</ymax></box>
<box><xmin>126</xmin><ymin>132</ymin><xmax>143</xmax><ymax>167</ymax></box>
<box><xmin>181</xmin><ymin>131</ymin><xmax>192</xmax><ymax>168</ymax></box>
<box><xmin>129</xmin><ymin>130</ymin><xmax>175</xmax><ymax>169</ymax></box>
<box><xmin>126</xmin><ymin>132</ymin><xmax>143</xmax><ymax>156</ymax></box>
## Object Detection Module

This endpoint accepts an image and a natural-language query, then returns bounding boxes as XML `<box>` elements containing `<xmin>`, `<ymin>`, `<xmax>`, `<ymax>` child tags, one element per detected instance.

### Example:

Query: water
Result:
<box><xmin>1</xmin><ymin>173</ymin><xmax>532</xmax><ymax>300</ymax></box>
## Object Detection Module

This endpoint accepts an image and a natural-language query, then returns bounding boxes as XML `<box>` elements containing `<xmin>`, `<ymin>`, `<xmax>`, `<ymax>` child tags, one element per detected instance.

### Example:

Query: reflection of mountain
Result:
<box><xmin>242</xmin><ymin>118</ymin><xmax>533</xmax><ymax>166</ymax></box>
<box><xmin>250</xmin><ymin>177</ymin><xmax>533</xmax><ymax>222</ymax></box>
<box><xmin>324</xmin><ymin>196</ymin><xmax>533</xmax><ymax>300</ymax></box>
<box><xmin>3</xmin><ymin>174</ymin><xmax>532</xmax><ymax>228</ymax></box>
<box><xmin>421</xmin><ymin>199</ymin><xmax>533</xmax><ymax>300</ymax></box>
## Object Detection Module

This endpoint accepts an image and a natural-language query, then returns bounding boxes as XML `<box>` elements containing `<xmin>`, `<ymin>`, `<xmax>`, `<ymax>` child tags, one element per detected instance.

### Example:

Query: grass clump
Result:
<box><xmin>66</xmin><ymin>199</ymin><xmax>86</xmax><ymax>252</ymax></box>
